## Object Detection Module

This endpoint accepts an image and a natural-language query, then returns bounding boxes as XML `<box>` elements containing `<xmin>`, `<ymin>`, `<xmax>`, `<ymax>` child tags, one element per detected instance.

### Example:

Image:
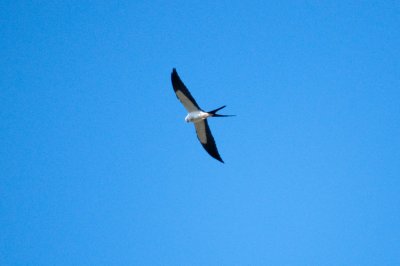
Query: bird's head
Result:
<box><xmin>184</xmin><ymin>114</ymin><xmax>192</xmax><ymax>123</ymax></box>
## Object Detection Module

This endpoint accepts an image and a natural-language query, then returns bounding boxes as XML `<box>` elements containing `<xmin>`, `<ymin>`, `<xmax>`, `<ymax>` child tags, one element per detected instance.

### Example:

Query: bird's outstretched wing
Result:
<box><xmin>171</xmin><ymin>68</ymin><xmax>201</xmax><ymax>112</ymax></box>
<box><xmin>194</xmin><ymin>120</ymin><xmax>224</xmax><ymax>163</ymax></box>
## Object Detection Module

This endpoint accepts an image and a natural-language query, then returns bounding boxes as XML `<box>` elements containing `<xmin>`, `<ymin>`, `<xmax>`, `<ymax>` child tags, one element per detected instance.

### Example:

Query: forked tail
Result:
<box><xmin>207</xmin><ymin>105</ymin><xmax>235</xmax><ymax>117</ymax></box>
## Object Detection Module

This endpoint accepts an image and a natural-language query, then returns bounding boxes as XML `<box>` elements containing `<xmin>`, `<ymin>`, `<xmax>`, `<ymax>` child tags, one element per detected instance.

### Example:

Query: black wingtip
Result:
<box><xmin>214</xmin><ymin>154</ymin><xmax>225</xmax><ymax>163</ymax></box>
<box><xmin>171</xmin><ymin>68</ymin><xmax>179</xmax><ymax>81</ymax></box>
<box><xmin>171</xmin><ymin>68</ymin><xmax>180</xmax><ymax>85</ymax></box>
<box><xmin>201</xmin><ymin>142</ymin><xmax>225</xmax><ymax>163</ymax></box>
<box><xmin>214</xmin><ymin>157</ymin><xmax>224</xmax><ymax>163</ymax></box>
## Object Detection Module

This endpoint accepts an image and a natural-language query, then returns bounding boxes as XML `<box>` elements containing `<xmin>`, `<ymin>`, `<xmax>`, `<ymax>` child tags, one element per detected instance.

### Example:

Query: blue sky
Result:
<box><xmin>1</xmin><ymin>1</ymin><xmax>399</xmax><ymax>265</ymax></box>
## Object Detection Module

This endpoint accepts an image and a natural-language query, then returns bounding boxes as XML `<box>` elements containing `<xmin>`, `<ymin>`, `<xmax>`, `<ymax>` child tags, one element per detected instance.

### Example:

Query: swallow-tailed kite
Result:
<box><xmin>171</xmin><ymin>68</ymin><xmax>234</xmax><ymax>163</ymax></box>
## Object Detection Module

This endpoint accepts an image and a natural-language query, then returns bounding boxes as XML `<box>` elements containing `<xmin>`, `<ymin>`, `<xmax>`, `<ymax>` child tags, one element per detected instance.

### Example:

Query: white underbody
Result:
<box><xmin>185</xmin><ymin>111</ymin><xmax>210</xmax><ymax>123</ymax></box>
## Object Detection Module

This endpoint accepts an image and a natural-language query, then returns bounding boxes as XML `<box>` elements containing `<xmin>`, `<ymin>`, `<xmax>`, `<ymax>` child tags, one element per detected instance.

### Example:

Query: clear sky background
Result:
<box><xmin>1</xmin><ymin>1</ymin><xmax>399</xmax><ymax>265</ymax></box>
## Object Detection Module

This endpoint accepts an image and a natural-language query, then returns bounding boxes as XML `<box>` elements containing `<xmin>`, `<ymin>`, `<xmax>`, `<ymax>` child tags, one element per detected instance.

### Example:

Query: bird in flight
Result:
<box><xmin>171</xmin><ymin>68</ymin><xmax>234</xmax><ymax>163</ymax></box>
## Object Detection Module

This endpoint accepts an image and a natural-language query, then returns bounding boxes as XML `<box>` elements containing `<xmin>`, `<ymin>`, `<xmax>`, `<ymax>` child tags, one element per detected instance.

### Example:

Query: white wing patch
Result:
<box><xmin>176</xmin><ymin>91</ymin><xmax>200</xmax><ymax>112</ymax></box>
<box><xmin>194</xmin><ymin>121</ymin><xmax>207</xmax><ymax>144</ymax></box>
